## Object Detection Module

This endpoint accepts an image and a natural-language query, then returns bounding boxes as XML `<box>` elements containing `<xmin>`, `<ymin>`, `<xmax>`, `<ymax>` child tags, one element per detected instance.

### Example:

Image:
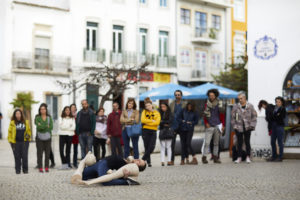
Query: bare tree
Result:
<box><xmin>56</xmin><ymin>62</ymin><xmax>148</xmax><ymax>108</ymax></box>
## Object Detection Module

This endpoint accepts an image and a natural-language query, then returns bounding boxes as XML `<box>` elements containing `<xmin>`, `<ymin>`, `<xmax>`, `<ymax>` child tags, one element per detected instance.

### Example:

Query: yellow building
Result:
<box><xmin>231</xmin><ymin>0</ymin><xmax>247</xmax><ymax>63</ymax></box>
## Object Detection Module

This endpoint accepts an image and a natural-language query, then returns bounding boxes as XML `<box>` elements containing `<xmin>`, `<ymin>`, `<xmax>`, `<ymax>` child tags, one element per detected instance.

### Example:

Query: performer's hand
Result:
<box><xmin>123</xmin><ymin>168</ymin><xmax>130</xmax><ymax>178</ymax></box>
<box><xmin>106</xmin><ymin>138</ymin><xmax>110</xmax><ymax>145</ymax></box>
<box><xmin>82</xmin><ymin>180</ymin><xmax>93</xmax><ymax>186</ymax></box>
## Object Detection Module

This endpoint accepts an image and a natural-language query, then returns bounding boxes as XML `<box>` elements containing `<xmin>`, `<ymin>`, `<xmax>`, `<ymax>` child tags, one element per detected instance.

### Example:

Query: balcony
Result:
<box><xmin>83</xmin><ymin>48</ymin><xmax>106</xmax><ymax>63</ymax></box>
<box><xmin>12</xmin><ymin>51</ymin><xmax>71</xmax><ymax>75</ymax></box>
<box><xmin>191</xmin><ymin>27</ymin><xmax>219</xmax><ymax>45</ymax></box>
<box><xmin>13</xmin><ymin>0</ymin><xmax>70</xmax><ymax>11</ymax></box>
<box><xmin>183</xmin><ymin>0</ymin><xmax>232</xmax><ymax>8</ymax></box>
<box><xmin>109</xmin><ymin>51</ymin><xmax>176</xmax><ymax>68</ymax></box>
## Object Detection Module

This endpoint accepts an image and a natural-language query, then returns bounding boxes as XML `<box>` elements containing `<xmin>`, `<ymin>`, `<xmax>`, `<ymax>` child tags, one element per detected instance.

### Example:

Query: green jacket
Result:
<box><xmin>35</xmin><ymin>115</ymin><xmax>53</xmax><ymax>134</ymax></box>
<box><xmin>76</xmin><ymin>109</ymin><xmax>96</xmax><ymax>135</ymax></box>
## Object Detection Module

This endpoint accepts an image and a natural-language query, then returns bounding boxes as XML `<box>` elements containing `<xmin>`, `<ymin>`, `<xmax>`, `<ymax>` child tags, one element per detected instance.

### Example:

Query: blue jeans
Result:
<box><xmin>271</xmin><ymin>123</ymin><xmax>284</xmax><ymax>159</ymax></box>
<box><xmin>82</xmin><ymin>160</ymin><xmax>128</xmax><ymax>186</ymax></box>
<box><xmin>79</xmin><ymin>133</ymin><xmax>93</xmax><ymax>159</ymax></box>
<box><xmin>122</xmin><ymin>128</ymin><xmax>140</xmax><ymax>159</ymax></box>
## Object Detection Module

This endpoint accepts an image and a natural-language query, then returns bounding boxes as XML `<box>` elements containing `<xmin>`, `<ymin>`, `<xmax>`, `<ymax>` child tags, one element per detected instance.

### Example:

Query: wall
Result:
<box><xmin>248</xmin><ymin>0</ymin><xmax>300</xmax><ymax>107</ymax></box>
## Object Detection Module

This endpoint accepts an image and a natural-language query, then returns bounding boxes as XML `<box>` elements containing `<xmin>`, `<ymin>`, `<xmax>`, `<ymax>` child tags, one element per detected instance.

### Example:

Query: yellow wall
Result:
<box><xmin>231</xmin><ymin>0</ymin><xmax>247</xmax><ymax>63</ymax></box>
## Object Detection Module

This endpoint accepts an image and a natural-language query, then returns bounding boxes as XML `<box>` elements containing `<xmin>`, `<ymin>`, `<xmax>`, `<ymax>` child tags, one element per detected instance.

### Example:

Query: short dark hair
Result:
<box><xmin>138</xmin><ymin>163</ymin><xmax>147</xmax><ymax>172</ymax></box>
<box><xmin>61</xmin><ymin>106</ymin><xmax>73</xmax><ymax>118</ymax></box>
<box><xmin>11</xmin><ymin>109</ymin><xmax>25</xmax><ymax>124</ymax></box>
<box><xmin>174</xmin><ymin>90</ymin><xmax>183</xmax><ymax>96</ymax></box>
<box><xmin>275</xmin><ymin>96</ymin><xmax>285</xmax><ymax>107</ymax></box>
<box><xmin>258</xmin><ymin>100</ymin><xmax>268</xmax><ymax>111</ymax></box>
<box><xmin>207</xmin><ymin>89</ymin><xmax>219</xmax><ymax>98</ymax></box>
<box><xmin>96</xmin><ymin>107</ymin><xmax>105</xmax><ymax>115</ymax></box>
<box><xmin>126</xmin><ymin>98</ymin><xmax>137</xmax><ymax>110</ymax></box>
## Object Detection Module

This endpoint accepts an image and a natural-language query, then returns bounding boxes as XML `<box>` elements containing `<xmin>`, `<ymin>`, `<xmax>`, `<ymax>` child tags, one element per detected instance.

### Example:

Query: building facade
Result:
<box><xmin>176</xmin><ymin>0</ymin><xmax>232</xmax><ymax>86</ymax></box>
<box><xmin>248</xmin><ymin>0</ymin><xmax>300</xmax><ymax>157</ymax></box>
<box><xmin>0</xmin><ymin>0</ymin><xmax>178</xmax><ymax>138</ymax></box>
<box><xmin>231</xmin><ymin>0</ymin><xmax>247</xmax><ymax>63</ymax></box>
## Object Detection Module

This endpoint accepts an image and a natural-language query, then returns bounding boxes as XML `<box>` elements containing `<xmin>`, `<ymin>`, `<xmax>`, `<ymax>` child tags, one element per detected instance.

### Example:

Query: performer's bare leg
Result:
<box><xmin>82</xmin><ymin>163</ymin><xmax>139</xmax><ymax>185</ymax></box>
<box><xmin>71</xmin><ymin>151</ymin><xmax>96</xmax><ymax>184</ymax></box>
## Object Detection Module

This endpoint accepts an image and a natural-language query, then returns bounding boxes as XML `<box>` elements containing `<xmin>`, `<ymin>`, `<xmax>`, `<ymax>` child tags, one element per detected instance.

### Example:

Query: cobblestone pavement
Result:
<box><xmin>0</xmin><ymin>136</ymin><xmax>300</xmax><ymax>200</ymax></box>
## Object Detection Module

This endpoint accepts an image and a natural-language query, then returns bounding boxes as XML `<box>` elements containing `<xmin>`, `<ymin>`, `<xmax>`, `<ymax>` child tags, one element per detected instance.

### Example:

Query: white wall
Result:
<box><xmin>248</xmin><ymin>0</ymin><xmax>300</xmax><ymax>107</ymax></box>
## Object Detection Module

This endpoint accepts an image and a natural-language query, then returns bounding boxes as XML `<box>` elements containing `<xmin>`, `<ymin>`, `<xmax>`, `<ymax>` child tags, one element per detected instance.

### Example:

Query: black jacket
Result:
<box><xmin>265</xmin><ymin>104</ymin><xmax>275</xmax><ymax>131</ymax></box>
<box><xmin>271</xmin><ymin>106</ymin><xmax>286</xmax><ymax>126</ymax></box>
<box><xmin>159</xmin><ymin>110</ymin><xmax>174</xmax><ymax>130</ymax></box>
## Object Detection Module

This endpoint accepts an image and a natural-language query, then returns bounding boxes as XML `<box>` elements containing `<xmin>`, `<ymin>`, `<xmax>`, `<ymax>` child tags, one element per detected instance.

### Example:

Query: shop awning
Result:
<box><xmin>139</xmin><ymin>83</ymin><xmax>197</xmax><ymax>101</ymax></box>
<box><xmin>191</xmin><ymin>83</ymin><xmax>239</xmax><ymax>99</ymax></box>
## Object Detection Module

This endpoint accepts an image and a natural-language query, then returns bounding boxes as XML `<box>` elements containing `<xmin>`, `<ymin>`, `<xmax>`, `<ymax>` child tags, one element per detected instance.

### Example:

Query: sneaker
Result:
<box><xmin>16</xmin><ymin>171</ymin><xmax>21</xmax><ymax>174</ymax></box>
<box><xmin>161</xmin><ymin>162</ymin><xmax>165</xmax><ymax>166</ymax></box>
<box><xmin>39</xmin><ymin>168</ymin><xmax>44</xmax><ymax>173</ymax></box>
<box><xmin>126</xmin><ymin>178</ymin><xmax>140</xmax><ymax>186</ymax></box>
<box><xmin>23</xmin><ymin>171</ymin><xmax>28</xmax><ymax>174</ymax></box>
<box><xmin>50</xmin><ymin>163</ymin><xmax>55</xmax><ymax>169</ymax></box>
<box><xmin>148</xmin><ymin>163</ymin><xmax>152</xmax><ymax>167</ymax></box>
<box><xmin>180</xmin><ymin>160</ymin><xmax>185</xmax><ymax>165</ymax></box>
<box><xmin>234</xmin><ymin>157</ymin><xmax>241</xmax><ymax>164</ymax></box>
<box><xmin>45</xmin><ymin>168</ymin><xmax>49</xmax><ymax>173</ymax></box>
<box><xmin>266</xmin><ymin>157</ymin><xmax>276</xmax><ymax>162</ymax></box>
<box><xmin>167</xmin><ymin>162</ymin><xmax>172</xmax><ymax>166</ymax></box>
<box><xmin>202</xmin><ymin>156</ymin><xmax>208</xmax><ymax>164</ymax></box>
<box><xmin>274</xmin><ymin>158</ymin><xmax>283</xmax><ymax>162</ymax></box>
<box><xmin>246</xmin><ymin>156</ymin><xmax>251</xmax><ymax>164</ymax></box>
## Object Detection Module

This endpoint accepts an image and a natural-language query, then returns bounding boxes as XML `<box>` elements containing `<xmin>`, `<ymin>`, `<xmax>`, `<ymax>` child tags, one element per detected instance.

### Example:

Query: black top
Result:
<box><xmin>271</xmin><ymin>106</ymin><xmax>286</xmax><ymax>126</ymax></box>
<box><xmin>104</xmin><ymin>155</ymin><xmax>127</xmax><ymax>170</ymax></box>
<box><xmin>159</xmin><ymin>110</ymin><xmax>173</xmax><ymax>130</ymax></box>
<box><xmin>79</xmin><ymin>110</ymin><xmax>91</xmax><ymax>133</ymax></box>
<box><xmin>242</xmin><ymin>105</ymin><xmax>246</xmax><ymax>109</ymax></box>
<box><xmin>16</xmin><ymin>121</ymin><xmax>26</xmax><ymax>142</ymax></box>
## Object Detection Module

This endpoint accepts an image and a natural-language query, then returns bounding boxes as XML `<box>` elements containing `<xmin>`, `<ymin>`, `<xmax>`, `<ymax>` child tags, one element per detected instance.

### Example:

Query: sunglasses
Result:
<box><xmin>175</xmin><ymin>94</ymin><xmax>181</xmax><ymax>97</ymax></box>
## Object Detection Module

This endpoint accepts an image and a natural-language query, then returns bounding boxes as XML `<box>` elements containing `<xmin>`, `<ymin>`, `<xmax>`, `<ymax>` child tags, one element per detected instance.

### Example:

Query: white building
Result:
<box><xmin>0</xmin><ymin>0</ymin><xmax>72</xmax><ymax>138</ymax></box>
<box><xmin>176</xmin><ymin>0</ymin><xmax>232</xmax><ymax>86</ymax></box>
<box><xmin>248</xmin><ymin>0</ymin><xmax>300</xmax><ymax>157</ymax></box>
<box><xmin>0</xmin><ymin>0</ymin><xmax>178</xmax><ymax>138</ymax></box>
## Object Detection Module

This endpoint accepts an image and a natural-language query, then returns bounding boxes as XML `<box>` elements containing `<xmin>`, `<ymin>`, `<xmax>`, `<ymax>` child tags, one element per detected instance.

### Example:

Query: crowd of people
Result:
<box><xmin>6</xmin><ymin>88</ymin><xmax>287</xmax><ymax>175</ymax></box>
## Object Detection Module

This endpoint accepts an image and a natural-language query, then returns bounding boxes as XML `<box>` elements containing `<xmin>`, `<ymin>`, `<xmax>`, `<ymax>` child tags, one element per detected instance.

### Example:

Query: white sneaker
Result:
<box><xmin>234</xmin><ymin>157</ymin><xmax>241</xmax><ymax>164</ymax></box>
<box><xmin>246</xmin><ymin>156</ymin><xmax>251</xmax><ymax>164</ymax></box>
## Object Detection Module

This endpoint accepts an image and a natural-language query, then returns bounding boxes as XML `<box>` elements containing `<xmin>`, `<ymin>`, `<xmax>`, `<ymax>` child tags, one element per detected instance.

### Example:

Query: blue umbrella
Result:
<box><xmin>139</xmin><ymin>83</ymin><xmax>197</xmax><ymax>101</ymax></box>
<box><xmin>192</xmin><ymin>83</ymin><xmax>238</xmax><ymax>99</ymax></box>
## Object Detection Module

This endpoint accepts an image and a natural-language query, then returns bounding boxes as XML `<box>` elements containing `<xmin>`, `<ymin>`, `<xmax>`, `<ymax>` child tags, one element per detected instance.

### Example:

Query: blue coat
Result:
<box><xmin>178</xmin><ymin>109</ymin><xmax>199</xmax><ymax>132</ymax></box>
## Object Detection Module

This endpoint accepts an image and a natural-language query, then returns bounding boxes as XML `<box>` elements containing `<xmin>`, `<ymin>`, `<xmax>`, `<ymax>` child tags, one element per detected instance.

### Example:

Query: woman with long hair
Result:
<box><xmin>178</xmin><ymin>102</ymin><xmax>199</xmax><ymax>165</ymax></box>
<box><xmin>120</xmin><ymin>98</ymin><xmax>140</xmax><ymax>159</ymax></box>
<box><xmin>93</xmin><ymin>108</ymin><xmax>108</xmax><ymax>161</ymax></box>
<box><xmin>267</xmin><ymin>97</ymin><xmax>286</xmax><ymax>162</ymax></box>
<box><xmin>8</xmin><ymin>109</ymin><xmax>31</xmax><ymax>174</ymax></box>
<box><xmin>158</xmin><ymin>103</ymin><xmax>174</xmax><ymax>166</ymax></box>
<box><xmin>58</xmin><ymin>106</ymin><xmax>76</xmax><ymax>170</ymax></box>
<box><xmin>141</xmin><ymin>97</ymin><xmax>161</xmax><ymax>167</ymax></box>
<box><xmin>35</xmin><ymin>103</ymin><xmax>53</xmax><ymax>173</ymax></box>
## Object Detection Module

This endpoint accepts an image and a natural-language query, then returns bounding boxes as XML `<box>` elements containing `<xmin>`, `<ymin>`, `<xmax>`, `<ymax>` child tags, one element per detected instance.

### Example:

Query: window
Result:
<box><xmin>180</xmin><ymin>8</ymin><xmax>190</xmax><ymax>24</ymax></box>
<box><xmin>233</xmin><ymin>33</ymin><xmax>246</xmax><ymax>63</ymax></box>
<box><xmin>34</xmin><ymin>36</ymin><xmax>51</xmax><ymax>70</ymax></box>
<box><xmin>180</xmin><ymin>49</ymin><xmax>190</xmax><ymax>64</ymax></box>
<box><xmin>195</xmin><ymin>12</ymin><xmax>207</xmax><ymax>37</ymax></box>
<box><xmin>160</xmin><ymin>0</ymin><xmax>167</xmax><ymax>7</ymax></box>
<box><xmin>139</xmin><ymin>0</ymin><xmax>146</xmax><ymax>3</ymax></box>
<box><xmin>86</xmin><ymin>22</ymin><xmax>98</xmax><ymax>50</ymax></box>
<box><xmin>46</xmin><ymin>95</ymin><xmax>58</xmax><ymax>121</ymax></box>
<box><xmin>159</xmin><ymin>31</ymin><xmax>168</xmax><ymax>57</ymax></box>
<box><xmin>195</xmin><ymin>50</ymin><xmax>207</xmax><ymax>77</ymax></box>
<box><xmin>139</xmin><ymin>28</ymin><xmax>147</xmax><ymax>55</ymax></box>
<box><xmin>211</xmin><ymin>53</ymin><xmax>221</xmax><ymax>68</ymax></box>
<box><xmin>113</xmin><ymin>25</ymin><xmax>124</xmax><ymax>53</ymax></box>
<box><xmin>234</xmin><ymin>0</ymin><xmax>245</xmax><ymax>21</ymax></box>
<box><xmin>212</xmin><ymin>15</ymin><xmax>221</xmax><ymax>30</ymax></box>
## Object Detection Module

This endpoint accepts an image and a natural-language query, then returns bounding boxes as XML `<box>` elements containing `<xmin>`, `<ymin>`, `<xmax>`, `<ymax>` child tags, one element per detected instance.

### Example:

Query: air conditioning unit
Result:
<box><xmin>191</xmin><ymin>69</ymin><xmax>201</xmax><ymax>78</ymax></box>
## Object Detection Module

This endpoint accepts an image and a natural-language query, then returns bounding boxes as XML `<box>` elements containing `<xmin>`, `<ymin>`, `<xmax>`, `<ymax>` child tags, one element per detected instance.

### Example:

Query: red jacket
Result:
<box><xmin>203</xmin><ymin>103</ymin><xmax>225</xmax><ymax>127</ymax></box>
<box><xmin>107</xmin><ymin>110</ymin><xmax>122</xmax><ymax>137</ymax></box>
